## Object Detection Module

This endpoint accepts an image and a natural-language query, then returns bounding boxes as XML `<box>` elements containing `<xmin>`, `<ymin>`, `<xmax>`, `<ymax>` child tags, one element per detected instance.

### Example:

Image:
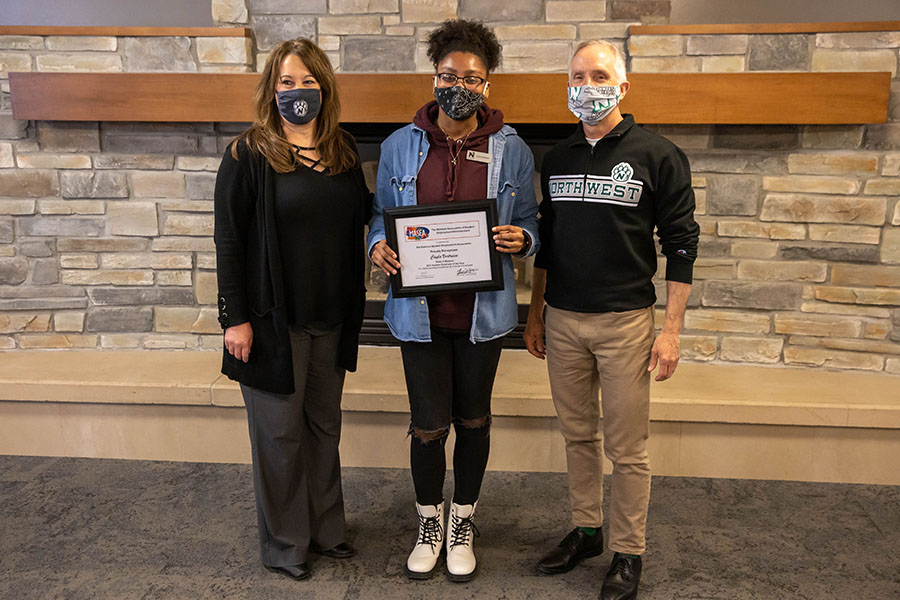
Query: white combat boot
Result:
<box><xmin>406</xmin><ymin>502</ymin><xmax>444</xmax><ymax>579</ymax></box>
<box><xmin>446</xmin><ymin>500</ymin><xmax>479</xmax><ymax>582</ymax></box>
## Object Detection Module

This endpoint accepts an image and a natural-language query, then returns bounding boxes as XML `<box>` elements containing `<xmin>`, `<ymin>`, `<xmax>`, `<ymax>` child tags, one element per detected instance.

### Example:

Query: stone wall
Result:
<box><xmin>0</xmin><ymin>1</ymin><xmax>899</xmax><ymax>374</ymax></box>
<box><xmin>0</xmin><ymin>31</ymin><xmax>252</xmax><ymax>350</ymax></box>
<box><xmin>226</xmin><ymin>0</ymin><xmax>663</xmax><ymax>73</ymax></box>
<box><xmin>0</xmin><ymin>33</ymin><xmax>253</xmax><ymax>76</ymax></box>
<box><xmin>0</xmin><ymin>118</ymin><xmax>241</xmax><ymax>350</ymax></box>
<box><xmin>627</xmin><ymin>30</ymin><xmax>900</xmax><ymax>373</ymax></box>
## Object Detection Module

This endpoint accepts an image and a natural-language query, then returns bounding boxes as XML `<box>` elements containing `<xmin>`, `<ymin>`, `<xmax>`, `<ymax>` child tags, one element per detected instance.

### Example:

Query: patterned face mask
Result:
<box><xmin>434</xmin><ymin>85</ymin><xmax>484</xmax><ymax>121</ymax></box>
<box><xmin>275</xmin><ymin>88</ymin><xmax>321</xmax><ymax>125</ymax></box>
<box><xmin>567</xmin><ymin>85</ymin><xmax>622</xmax><ymax>125</ymax></box>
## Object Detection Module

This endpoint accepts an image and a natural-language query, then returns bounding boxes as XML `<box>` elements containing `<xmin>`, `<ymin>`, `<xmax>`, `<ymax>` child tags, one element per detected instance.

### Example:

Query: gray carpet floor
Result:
<box><xmin>1</xmin><ymin>455</ymin><xmax>898</xmax><ymax>599</ymax></box>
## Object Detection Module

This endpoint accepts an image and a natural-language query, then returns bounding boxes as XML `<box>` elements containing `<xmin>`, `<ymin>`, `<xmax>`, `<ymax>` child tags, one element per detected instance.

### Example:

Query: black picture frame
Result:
<box><xmin>384</xmin><ymin>199</ymin><xmax>504</xmax><ymax>298</ymax></box>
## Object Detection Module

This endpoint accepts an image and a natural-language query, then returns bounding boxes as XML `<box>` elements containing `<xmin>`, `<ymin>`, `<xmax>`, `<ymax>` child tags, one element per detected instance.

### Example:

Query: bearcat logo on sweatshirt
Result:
<box><xmin>610</xmin><ymin>162</ymin><xmax>634</xmax><ymax>183</ymax></box>
<box><xmin>548</xmin><ymin>161</ymin><xmax>643</xmax><ymax>207</ymax></box>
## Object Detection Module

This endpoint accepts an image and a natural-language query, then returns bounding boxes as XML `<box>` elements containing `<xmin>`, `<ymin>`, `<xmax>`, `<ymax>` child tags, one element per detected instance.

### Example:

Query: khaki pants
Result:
<box><xmin>545</xmin><ymin>305</ymin><xmax>654</xmax><ymax>555</ymax></box>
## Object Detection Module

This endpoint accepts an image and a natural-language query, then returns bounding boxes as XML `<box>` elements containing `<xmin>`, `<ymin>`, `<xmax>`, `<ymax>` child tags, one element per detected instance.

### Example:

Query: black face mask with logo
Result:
<box><xmin>434</xmin><ymin>85</ymin><xmax>484</xmax><ymax>122</ymax></box>
<box><xmin>275</xmin><ymin>88</ymin><xmax>321</xmax><ymax>125</ymax></box>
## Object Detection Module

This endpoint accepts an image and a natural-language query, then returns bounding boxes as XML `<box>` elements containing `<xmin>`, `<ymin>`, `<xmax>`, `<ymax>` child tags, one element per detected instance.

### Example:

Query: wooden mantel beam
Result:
<box><xmin>8</xmin><ymin>71</ymin><xmax>891</xmax><ymax>125</ymax></box>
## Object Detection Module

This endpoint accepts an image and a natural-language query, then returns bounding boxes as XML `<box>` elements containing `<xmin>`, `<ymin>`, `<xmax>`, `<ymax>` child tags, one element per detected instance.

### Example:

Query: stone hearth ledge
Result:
<box><xmin>0</xmin><ymin>348</ymin><xmax>897</xmax><ymax>429</ymax></box>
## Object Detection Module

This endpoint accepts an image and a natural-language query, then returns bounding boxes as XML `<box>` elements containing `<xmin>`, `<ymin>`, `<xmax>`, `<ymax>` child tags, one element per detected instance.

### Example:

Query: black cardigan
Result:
<box><xmin>213</xmin><ymin>137</ymin><xmax>371</xmax><ymax>394</ymax></box>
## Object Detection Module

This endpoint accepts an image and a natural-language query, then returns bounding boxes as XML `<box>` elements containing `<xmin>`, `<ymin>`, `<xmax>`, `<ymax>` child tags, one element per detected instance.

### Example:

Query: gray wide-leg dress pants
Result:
<box><xmin>240</xmin><ymin>325</ymin><xmax>347</xmax><ymax>567</ymax></box>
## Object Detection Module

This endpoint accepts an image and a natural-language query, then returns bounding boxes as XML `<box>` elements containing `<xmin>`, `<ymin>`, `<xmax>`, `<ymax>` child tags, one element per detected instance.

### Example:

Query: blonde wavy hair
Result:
<box><xmin>232</xmin><ymin>38</ymin><xmax>357</xmax><ymax>174</ymax></box>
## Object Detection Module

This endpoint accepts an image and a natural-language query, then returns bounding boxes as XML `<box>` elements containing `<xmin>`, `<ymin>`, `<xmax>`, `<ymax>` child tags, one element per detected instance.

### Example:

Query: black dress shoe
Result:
<box><xmin>265</xmin><ymin>563</ymin><xmax>311</xmax><ymax>581</ymax></box>
<box><xmin>600</xmin><ymin>552</ymin><xmax>642</xmax><ymax>600</ymax></box>
<box><xmin>310</xmin><ymin>541</ymin><xmax>356</xmax><ymax>559</ymax></box>
<box><xmin>537</xmin><ymin>528</ymin><xmax>604</xmax><ymax>574</ymax></box>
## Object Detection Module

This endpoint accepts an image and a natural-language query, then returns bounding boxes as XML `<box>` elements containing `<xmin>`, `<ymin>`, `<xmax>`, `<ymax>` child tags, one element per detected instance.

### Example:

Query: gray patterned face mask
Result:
<box><xmin>434</xmin><ymin>85</ymin><xmax>484</xmax><ymax>121</ymax></box>
<box><xmin>568</xmin><ymin>85</ymin><xmax>621</xmax><ymax>125</ymax></box>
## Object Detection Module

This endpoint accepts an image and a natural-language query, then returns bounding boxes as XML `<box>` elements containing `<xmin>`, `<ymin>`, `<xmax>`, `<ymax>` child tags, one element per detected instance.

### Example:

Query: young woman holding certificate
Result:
<box><xmin>367</xmin><ymin>19</ymin><xmax>539</xmax><ymax>582</ymax></box>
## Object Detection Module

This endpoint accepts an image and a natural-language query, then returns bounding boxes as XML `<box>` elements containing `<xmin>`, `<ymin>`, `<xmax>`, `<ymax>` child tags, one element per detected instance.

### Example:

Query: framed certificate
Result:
<box><xmin>384</xmin><ymin>200</ymin><xmax>504</xmax><ymax>298</ymax></box>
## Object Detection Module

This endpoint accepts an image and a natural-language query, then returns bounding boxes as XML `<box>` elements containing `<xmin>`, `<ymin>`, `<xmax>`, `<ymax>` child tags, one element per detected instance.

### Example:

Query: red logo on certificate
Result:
<box><xmin>405</xmin><ymin>226</ymin><xmax>430</xmax><ymax>241</ymax></box>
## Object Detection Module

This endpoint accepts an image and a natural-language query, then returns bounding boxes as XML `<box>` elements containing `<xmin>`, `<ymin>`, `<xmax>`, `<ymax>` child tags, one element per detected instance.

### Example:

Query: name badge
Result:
<box><xmin>466</xmin><ymin>150</ymin><xmax>492</xmax><ymax>164</ymax></box>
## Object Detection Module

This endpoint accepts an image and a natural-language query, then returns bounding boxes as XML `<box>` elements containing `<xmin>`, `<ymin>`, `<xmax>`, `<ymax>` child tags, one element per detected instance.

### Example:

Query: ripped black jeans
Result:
<box><xmin>400</xmin><ymin>328</ymin><xmax>504</xmax><ymax>506</ymax></box>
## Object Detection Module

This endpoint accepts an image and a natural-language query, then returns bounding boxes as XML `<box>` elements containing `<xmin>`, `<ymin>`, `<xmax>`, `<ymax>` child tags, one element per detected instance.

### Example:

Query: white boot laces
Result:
<box><xmin>416</xmin><ymin>513</ymin><xmax>443</xmax><ymax>550</ymax></box>
<box><xmin>448</xmin><ymin>513</ymin><xmax>480</xmax><ymax>549</ymax></box>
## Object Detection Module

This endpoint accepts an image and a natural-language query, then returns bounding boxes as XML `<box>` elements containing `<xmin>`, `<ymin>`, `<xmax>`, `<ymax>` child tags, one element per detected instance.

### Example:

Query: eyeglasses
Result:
<box><xmin>435</xmin><ymin>73</ymin><xmax>487</xmax><ymax>89</ymax></box>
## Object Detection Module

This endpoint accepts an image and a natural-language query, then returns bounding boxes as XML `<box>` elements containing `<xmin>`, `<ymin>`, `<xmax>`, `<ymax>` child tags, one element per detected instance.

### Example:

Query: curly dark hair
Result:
<box><xmin>426</xmin><ymin>19</ymin><xmax>501</xmax><ymax>74</ymax></box>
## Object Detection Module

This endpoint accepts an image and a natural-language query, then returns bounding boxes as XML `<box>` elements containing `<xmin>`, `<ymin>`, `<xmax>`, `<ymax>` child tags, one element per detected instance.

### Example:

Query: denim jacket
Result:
<box><xmin>367</xmin><ymin>122</ymin><xmax>540</xmax><ymax>343</ymax></box>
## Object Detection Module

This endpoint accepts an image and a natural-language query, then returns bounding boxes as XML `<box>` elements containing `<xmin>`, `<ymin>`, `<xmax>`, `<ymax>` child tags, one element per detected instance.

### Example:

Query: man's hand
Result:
<box><xmin>370</xmin><ymin>239</ymin><xmax>401</xmax><ymax>275</ymax></box>
<box><xmin>524</xmin><ymin>311</ymin><xmax>546</xmax><ymax>359</ymax></box>
<box><xmin>648</xmin><ymin>330</ymin><xmax>679</xmax><ymax>381</ymax></box>
<box><xmin>492</xmin><ymin>225</ymin><xmax>526</xmax><ymax>254</ymax></box>
<box><xmin>524</xmin><ymin>267</ymin><xmax>548</xmax><ymax>359</ymax></box>
<box><xmin>648</xmin><ymin>280</ymin><xmax>691</xmax><ymax>381</ymax></box>
<box><xmin>225</xmin><ymin>322</ymin><xmax>253</xmax><ymax>363</ymax></box>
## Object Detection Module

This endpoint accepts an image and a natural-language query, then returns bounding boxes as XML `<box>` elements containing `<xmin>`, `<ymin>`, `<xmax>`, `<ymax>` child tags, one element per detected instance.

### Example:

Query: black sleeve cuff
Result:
<box><xmin>665</xmin><ymin>259</ymin><xmax>694</xmax><ymax>285</ymax></box>
<box><xmin>217</xmin><ymin>294</ymin><xmax>249</xmax><ymax>329</ymax></box>
<box><xmin>533</xmin><ymin>247</ymin><xmax>549</xmax><ymax>269</ymax></box>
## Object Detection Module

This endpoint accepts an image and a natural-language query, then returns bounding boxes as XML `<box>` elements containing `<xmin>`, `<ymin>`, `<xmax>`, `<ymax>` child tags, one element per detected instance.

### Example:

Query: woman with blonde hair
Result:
<box><xmin>214</xmin><ymin>38</ymin><xmax>370</xmax><ymax>581</ymax></box>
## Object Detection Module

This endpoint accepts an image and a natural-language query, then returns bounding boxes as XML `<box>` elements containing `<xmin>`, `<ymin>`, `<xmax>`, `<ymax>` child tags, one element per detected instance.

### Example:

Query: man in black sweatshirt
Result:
<box><xmin>525</xmin><ymin>40</ymin><xmax>699</xmax><ymax>600</ymax></box>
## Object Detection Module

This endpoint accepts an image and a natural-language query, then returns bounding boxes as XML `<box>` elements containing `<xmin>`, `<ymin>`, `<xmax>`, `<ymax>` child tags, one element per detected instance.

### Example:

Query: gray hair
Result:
<box><xmin>572</xmin><ymin>40</ymin><xmax>627</xmax><ymax>83</ymax></box>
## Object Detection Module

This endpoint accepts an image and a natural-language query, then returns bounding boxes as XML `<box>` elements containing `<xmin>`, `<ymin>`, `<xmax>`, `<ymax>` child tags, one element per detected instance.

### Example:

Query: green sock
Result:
<box><xmin>624</xmin><ymin>554</ymin><xmax>640</xmax><ymax>559</ymax></box>
<box><xmin>577</xmin><ymin>526</ymin><xmax>597</xmax><ymax>536</ymax></box>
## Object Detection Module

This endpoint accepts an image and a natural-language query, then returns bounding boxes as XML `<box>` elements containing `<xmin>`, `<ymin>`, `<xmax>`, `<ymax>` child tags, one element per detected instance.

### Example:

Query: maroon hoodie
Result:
<box><xmin>412</xmin><ymin>100</ymin><xmax>505</xmax><ymax>331</ymax></box>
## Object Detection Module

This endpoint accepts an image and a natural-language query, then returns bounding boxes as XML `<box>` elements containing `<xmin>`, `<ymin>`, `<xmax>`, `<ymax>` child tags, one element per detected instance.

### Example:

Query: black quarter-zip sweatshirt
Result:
<box><xmin>535</xmin><ymin>114</ymin><xmax>699</xmax><ymax>313</ymax></box>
